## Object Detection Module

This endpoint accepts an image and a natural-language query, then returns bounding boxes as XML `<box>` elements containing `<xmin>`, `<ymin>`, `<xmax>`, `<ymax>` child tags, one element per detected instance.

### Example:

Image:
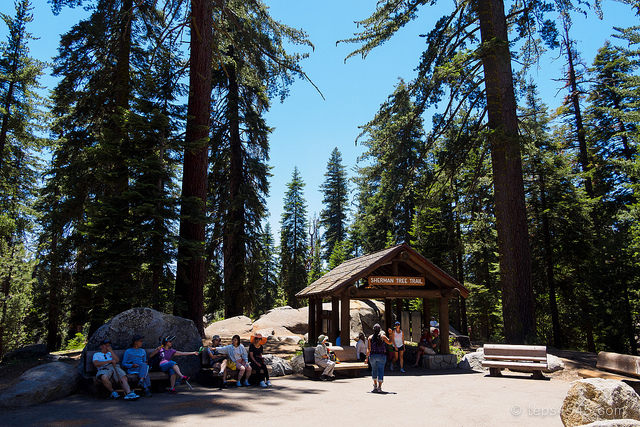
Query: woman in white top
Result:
<box><xmin>389</xmin><ymin>321</ymin><xmax>405</xmax><ymax>372</ymax></box>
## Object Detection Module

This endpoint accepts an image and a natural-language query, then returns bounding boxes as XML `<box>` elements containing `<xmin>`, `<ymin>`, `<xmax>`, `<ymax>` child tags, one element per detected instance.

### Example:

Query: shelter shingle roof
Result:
<box><xmin>296</xmin><ymin>243</ymin><xmax>469</xmax><ymax>299</ymax></box>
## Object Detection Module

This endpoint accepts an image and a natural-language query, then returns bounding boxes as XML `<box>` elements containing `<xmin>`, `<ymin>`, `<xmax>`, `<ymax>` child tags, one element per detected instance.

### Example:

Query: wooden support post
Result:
<box><xmin>423</xmin><ymin>297</ymin><xmax>430</xmax><ymax>332</ymax></box>
<box><xmin>308</xmin><ymin>298</ymin><xmax>316</xmax><ymax>344</ymax></box>
<box><xmin>315</xmin><ymin>298</ymin><xmax>323</xmax><ymax>341</ymax></box>
<box><xmin>439</xmin><ymin>297</ymin><xmax>449</xmax><ymax>355</ymax></box>
<box><xmin>331</xmin><ymin>296</ymin><xmax>340</xmax><ymax>344</ymax></box>
<box><xmin>385</xmin><ymin>299</ymin><xmax>393</xmax><ymax>332</ymax></box>
<box><xmin>341</xmin><ymin>292</ymin><xmax>350</xmax><ymax>346</ymax></box>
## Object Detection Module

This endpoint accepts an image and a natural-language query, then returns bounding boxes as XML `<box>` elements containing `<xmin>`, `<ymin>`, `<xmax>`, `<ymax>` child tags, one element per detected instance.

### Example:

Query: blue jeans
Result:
<box><xmin>160</xmin><ymin>361</ymin><xmax>177</xmax><ymax>373</ymax></box>
<box><xmin>369</xmin><ymin>354</ymin><xmax>386</xmax><ymax>382</ymax></box>
<box><xmin>127</xmin><ymin>363</ymin><xmax>151</xmax><ymax>388</ymax></box>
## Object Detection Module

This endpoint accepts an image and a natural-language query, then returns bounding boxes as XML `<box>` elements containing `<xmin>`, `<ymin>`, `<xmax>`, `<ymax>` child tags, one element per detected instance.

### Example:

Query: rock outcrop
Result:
<box><xmin>204</xmin><ymin>315</ymin><xmax>253</xmax><ymax>339</ymax></box>
<box><xmin>84</xmin><ymin>307</ymin><xmax>202</xmax><ymax>376</ymax></box>
<box><xmin>0</xmin><ymin>362</ymin><xmax>79</xmax><ymax>408</ymax></box>
<box><xmin>560</xmin><ymin>378</ymin><xmax>640</xmax><ymax>427</ymax></box>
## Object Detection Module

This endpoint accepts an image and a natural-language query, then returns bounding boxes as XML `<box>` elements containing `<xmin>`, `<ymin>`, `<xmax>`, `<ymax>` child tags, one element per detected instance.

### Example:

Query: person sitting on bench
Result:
<box><xmin>122</xmin><ymin>334</ymin><xmax>152</xmax><ymax>397</ymax></box>
<box><xmin>413</xmin><ymin>329</ymin><xmax>435</xmax><ymax>367</ymax></box>
<box><xmin>149</xmin><ymin>335</ymin><xmax>198</xmax><ymax>394</ymax></box>
<box><xmin>315</xmin><ymin>335</ymin><xmax>336</xmax><ymax>381</ymax></box>
<box><xmin>213</xmin><ymin>335</ymin><xmax>252</xmax><ymax>387</ymax></box>
<box><xmin>207</xmin><ymin>335</ymin><xmax>228</xmax><ymax>388</ymax></box>
<box><xmin>93</xmin><ymin>339</ymin><xmax>139</xmax><ymax>400</ymax></box>
<box><xmin>249</xmin><ymin>333</ymin><xmax>271</xmax><ymax>388</ymax></box>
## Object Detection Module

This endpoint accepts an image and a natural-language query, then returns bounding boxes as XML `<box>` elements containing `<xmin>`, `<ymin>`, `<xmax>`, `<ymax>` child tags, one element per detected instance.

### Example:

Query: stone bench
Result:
<box><xmin>82</xmin><ymin>349</ymin><xmax>169</xmax><ymax>394</ymax></box>
<box><xmin>421</xmin><ymin>354</ymin><xmax>459</xmax><ymax>369</ymax></box>
<box><xmin>302</xmin><ymin>346</ymin><xmax>368</xmax><ymax>379</ymax></box>
<box><xmin>578</xmin><ymin>351</ymin><xmax>640</xmax><ymax>393</ymax></box>
<box><xmin>481</xmin><ymin>344</ymin><xmax>548</xmax><ymax>379</ymax></box>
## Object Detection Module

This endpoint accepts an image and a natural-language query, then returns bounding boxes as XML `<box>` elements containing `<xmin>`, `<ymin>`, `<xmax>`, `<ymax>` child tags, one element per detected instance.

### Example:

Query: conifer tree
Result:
<box><xmin>319</xmin><ymin>148</ymin><xmax>349</xmax><ymax>261</ymax></box>
<box><xmin>0</xmin><ymin>0</ymin><xmax>44</xmax><ymax>356</ymax></box>
<box><xmin>279</xmin><ymin>167</ymin><xmax>308</xmax><ymax>307</ymax></box>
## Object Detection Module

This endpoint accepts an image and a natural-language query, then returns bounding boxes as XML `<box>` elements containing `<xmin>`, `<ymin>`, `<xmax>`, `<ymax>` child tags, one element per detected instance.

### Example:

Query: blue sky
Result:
<box><xmin>1</xmin><ymin>0</ymin><xmax>638</xmax><ymax>239</ymax></box>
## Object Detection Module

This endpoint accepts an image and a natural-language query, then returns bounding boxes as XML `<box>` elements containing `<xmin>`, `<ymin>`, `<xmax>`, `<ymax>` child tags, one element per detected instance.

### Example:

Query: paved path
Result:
<box><xmin>4</xmin><ymin>369</ymin><xmax>572</xmax><ymax>426</ymax></box>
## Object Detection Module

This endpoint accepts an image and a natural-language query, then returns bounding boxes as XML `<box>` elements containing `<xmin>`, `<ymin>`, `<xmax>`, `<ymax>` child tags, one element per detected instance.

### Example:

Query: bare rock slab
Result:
<box><xmin>561</xmin><ymin>378</ymin><xmax>640</xmax><ymax>427</ymax></box>
<box><xmin>205</xmin><ymin>315</ymin><xmax>253</xmax><ymax>339</ymax></box>
<box><xmin>0</xmin><ymin>362</ymin><xmax>79</xmax><ymax>408</ymax></box>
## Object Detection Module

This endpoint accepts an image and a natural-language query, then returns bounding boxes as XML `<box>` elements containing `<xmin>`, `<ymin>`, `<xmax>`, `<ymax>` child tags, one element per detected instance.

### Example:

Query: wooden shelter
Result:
<box><xmin>296</xmin><ymin>243</ymin><xmax>470</xmax><ymax>355</ymax></box>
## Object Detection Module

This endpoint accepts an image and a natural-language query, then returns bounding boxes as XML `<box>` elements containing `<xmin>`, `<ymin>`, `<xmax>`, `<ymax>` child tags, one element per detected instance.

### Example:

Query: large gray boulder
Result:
<box><xmin>561</xmin><ymin>378</ymin><xmax>640</xmax><ymax>427</ymax></box>
<box><xmin>204</xmin><ymin>315</ymin><xmax>253</xmax><ymax>339</ymax></box>
<box><xmin>84</xmin><ymin>307</ymin><xmax>202</xmax><ymax>376</ymax></box>
<box><xmin>253</xmin><ymin>306</ymin><xmax>307</xmax><ymax>335</ymax></box>
<box><xmin>0</xmin><ymin>362</ymin><xmax>80</xmax><ymax>407</ymax></box>
<box><xmin>263</xmin><ymin>354</ymin><xmax>293</xmax><ymax>377</ymax></box>
<box><xmin>349</xmin><ymin>300</ymin><xmax>385</xmax><ymax>340</ymax></box>
<box><xmin>546</xmin><ymin>354</ymin><xmax>565</xmax><ymax>373</ymax></box>
<box><xmin>458</xmin><ymin>348</ymin><xmax>487</xmax><ymax>371</ymax></box>
<box><xmin>289</xmin><ymin>354</ymin><xmax>305</xmax><ymax>374</ymax></box>
<box><xmin>2</xmin><ymin>344</ymin><xmax>49</xmax><ymax>363</ymax></box>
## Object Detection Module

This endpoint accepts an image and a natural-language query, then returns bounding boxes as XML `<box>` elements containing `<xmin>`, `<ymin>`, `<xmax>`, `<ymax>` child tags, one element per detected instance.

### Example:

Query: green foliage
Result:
<box><xmin>320</xmin><ymin>148</ymin><xmax>349</xmax><ymax>260</ymax></box>
<box><xmin>64</xmin><ymin>332</ymin><xmax>86</xmax><ymax>350</ymax></box>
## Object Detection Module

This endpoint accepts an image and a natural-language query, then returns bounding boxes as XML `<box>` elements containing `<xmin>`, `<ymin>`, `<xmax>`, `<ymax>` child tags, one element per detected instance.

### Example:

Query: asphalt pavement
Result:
<box><xmin>3</xmin><ymin>368</ymin><xmax>572</xmax><ymax>427</ymax></box>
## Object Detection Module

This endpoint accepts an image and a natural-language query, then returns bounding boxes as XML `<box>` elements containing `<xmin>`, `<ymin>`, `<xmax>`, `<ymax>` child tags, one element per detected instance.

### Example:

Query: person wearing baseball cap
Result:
<box><xmin>92</xmin><ymin>339</ymin><xmax>139</xmax><ymax>400</ymax></box>
<box><xmin>207</xmin><ymin>335</ymin><xmax>228</xmax><ymax>389</ymax></box>
<box><xmin>122</xmin><ymin>335</ymin><xmax>152</xmax><ymax>397</ymax></box>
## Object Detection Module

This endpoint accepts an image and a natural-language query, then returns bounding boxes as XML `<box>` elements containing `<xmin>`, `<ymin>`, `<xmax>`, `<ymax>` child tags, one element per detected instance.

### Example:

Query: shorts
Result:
<box><xmin>394</xmin><ymin>345</ymin><xmax>405</xmax><ymax>352</ymax></box>
<box><xmin>96</xmin><ymin>364</ymin><xmax>126</xmax><ymax>381</ymax></box>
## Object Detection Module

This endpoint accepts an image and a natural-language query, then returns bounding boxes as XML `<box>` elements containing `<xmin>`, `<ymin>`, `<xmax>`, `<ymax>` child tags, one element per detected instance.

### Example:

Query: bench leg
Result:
<box><xmin>489</xmin><ymin>367</ymin><xmax>502</xmax><ymax>377</ymax></box>
<box><xmin>532</xmin><ymin>370</ymin><xmax>545</xmax><ymax>380</ymax></box>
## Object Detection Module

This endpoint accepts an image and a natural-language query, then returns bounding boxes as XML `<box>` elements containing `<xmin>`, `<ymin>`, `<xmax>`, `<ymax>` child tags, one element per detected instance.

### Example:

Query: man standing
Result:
<box><xmin>92</xmin><ymin>339</ymin><xmax>139</xmax><ymax>400</ymax></box>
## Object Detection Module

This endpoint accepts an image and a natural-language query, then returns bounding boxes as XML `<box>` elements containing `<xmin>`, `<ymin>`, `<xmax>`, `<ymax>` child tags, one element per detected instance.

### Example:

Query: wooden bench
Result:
<box><xmin>302</xmin><ymin>346</ymin><xmax>368</xmax><ymax>379</ymax></box>
<box><xmin>197</xmin><ymin>346</ymin><xmax>269</xmax><ymax>386</ymax></box>
<box><xmin>82</xmin><ymin>349</ymin><xmax>169</xmax><ymax>394</ymax></box>
<box><xmin>481</xmin><ymin>344</ymin><xmax>548</xmax><ymax>379</ymax></box>
<box><xmin>578</xmin><ymin>351</ymin><xmax>640</xmax><ymax>393</ymax></box>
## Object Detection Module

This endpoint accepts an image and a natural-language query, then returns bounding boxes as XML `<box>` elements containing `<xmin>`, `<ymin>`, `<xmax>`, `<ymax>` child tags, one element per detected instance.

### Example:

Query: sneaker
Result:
<box><xmin>243</xmin><ymin>380</ymin><xmax>250</xmax><ymax>386</ymax></box>
<box><xmin>220</xmin><ymin>381</ymin><xmax>227</xmax><ymax>389</ymax></box>
<box><xmin>260</xmin><ymin>381</ymin><xmax>267</xmax><ymax>388</ymax></box>
<box><xmin>390</xmin><ymin>364</ymin><xmax>394</xmax><ymax>371</ymax></box>
<box><xmin>181</xmin><ymin>375</ymin><xmax>190</xmax><ymax>382</ymax></box>
<box><xmin>236</xmin><ymin>380</ymin><xmax>242</xmax><ymax>387</ymax></box>
<box><xmin>168</xmin><ymin>388</ymin><xmax>177</xmax><ymax>394</ymax></box>
<box><xmin>321</xmin><ymin>374</ymin><xmax>329</xmax><ymax>381</ymax></box>
<box><xmin>137</xmin><ymin>379</ymin><xmax>145</xmax><ymax>388</ymax></box>
<box><xmin>266</xmin><ymin>380</ymin><xmax>272</xmax><ymax>387</ymax></box>
<box><xmin>143</xmin><ymin>388</ymin><xmax>152</xmax><ymax>397</ymax></box>
<box><xmin>400</xmin><ymin>368</ymin><xmax>405</xmax><ymax>373</ymax></box>
<box><xmin>124</xmin><ymin>392</ymin><xmax>139</xmax><ymax>400</ymax></box>
<box><xmin>110</xmin><ymin>391</ymin><xmax>119</xmax><ymax>399</ymax></box>
<box><xmin>372</xmin><ymin>387</ymin><xmax>379</xmax><ymax>393</ymax></box>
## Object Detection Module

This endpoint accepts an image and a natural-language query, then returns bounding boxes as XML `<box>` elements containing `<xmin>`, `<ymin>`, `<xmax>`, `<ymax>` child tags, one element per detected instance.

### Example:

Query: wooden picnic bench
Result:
<box><xmin>578</xmin><ymin>351</ymin><xmax>640</xmax><ymax>392</ymax></box>
<box><xmin>196</xmin><ymin>346</ymin><xmax>270</xmax><ymax>386</ymax></box>
<box><xmin>82</xmin><ymin>349</ymin><xmax>170</xmax><ymax>394</ymax></box>
<box><xmin>302</xmin><ymin>345</ymin><xmax>368</xmax><ymax>379</ymax></box>
<box><xmin>481</xmin><ymin>344</ymin><xmax>548</xmax><ymax>379</ymax></box>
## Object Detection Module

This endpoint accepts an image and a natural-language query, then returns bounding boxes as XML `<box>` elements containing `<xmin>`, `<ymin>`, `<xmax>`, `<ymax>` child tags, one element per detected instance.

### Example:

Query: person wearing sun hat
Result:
<box><xmin>122</xmin><ymin>334</ymin><xmax>152</xmax><ymax>397</ymax></box>
<box><xmin>249</xmin><ymin>333</ymin><xmax>271</xmax><ymax>387</ymax></box>
<box><xmin>314</xmin><ymin>334</ymin><xmax>335</xmax><ymax>380</ymax></box>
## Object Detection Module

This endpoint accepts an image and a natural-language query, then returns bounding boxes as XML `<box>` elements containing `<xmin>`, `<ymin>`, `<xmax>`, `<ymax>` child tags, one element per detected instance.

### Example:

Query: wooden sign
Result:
<box><xmin>368</xmin><ymin>276</ymin><xmax>425</xmax><ymax>286</ymax></box>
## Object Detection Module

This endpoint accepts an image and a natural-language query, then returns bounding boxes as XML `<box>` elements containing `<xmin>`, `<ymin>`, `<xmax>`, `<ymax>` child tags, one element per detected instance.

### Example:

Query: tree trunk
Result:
<box><xmin>174</xmin><ymin>0</ymin><xmax>213</xmax><ymax>336</ymax></box>
<box><xmin>477</xmin><ymin>0</ymin><xmax>534</xmax><ymax>343</ymax></box>
<box><xmin>224</xmin><ymin>54</ymin><xmax>247</xmax><ymax>318</ymax></box>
